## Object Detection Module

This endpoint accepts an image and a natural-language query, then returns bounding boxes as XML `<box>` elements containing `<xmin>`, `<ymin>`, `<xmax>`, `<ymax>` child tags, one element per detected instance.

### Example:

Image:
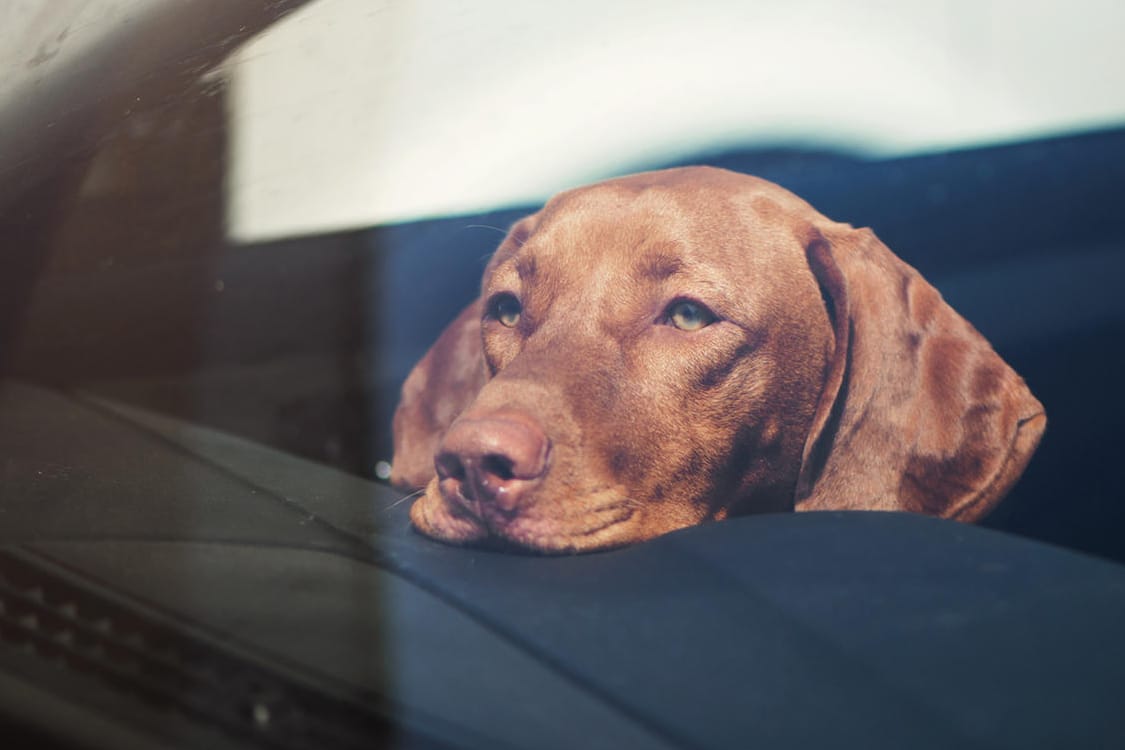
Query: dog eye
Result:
<box><xmin>488</xmin><ymin>293</ymin><xmax>522</xmax><ymax>328</ymax></box>
<box><xmin>665</xmin><ymin>300</ymin><xmax>716</xmax><ymax>331</ymax></box>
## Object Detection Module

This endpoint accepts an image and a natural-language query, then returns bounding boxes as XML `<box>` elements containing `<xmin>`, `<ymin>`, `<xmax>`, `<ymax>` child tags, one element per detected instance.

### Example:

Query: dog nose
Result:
<box><xmin>435</xmin><ymin>416</ymin><xmax>550</xmax><ymax>513</ymax></box>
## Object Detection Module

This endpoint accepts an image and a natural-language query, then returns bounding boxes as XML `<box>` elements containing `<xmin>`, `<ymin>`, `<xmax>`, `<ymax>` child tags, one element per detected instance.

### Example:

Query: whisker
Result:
<box><xmin>462</xmin><ymin>224</ymin><xmax>510</xmax><ymax>263</ymax></box>
<box><xmin>463</xmin><ymin>223</ymin><xmax>509</xmax><ymax>237</ymax></box>
<box><xmin>383</xmin><ymin>488</ymin><xmax>425</xmax><ymax>511</ymax></box>
<box><xmin>622</xmin><ymin>495</ymin><xmax>646</xmax><ymax>511</ymax></box>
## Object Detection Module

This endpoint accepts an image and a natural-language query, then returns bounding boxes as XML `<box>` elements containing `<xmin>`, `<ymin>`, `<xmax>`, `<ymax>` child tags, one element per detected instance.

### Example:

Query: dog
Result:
<box><xmin>390</xmin><ymin>167</ymin><xmax>1045</xmax><ymax>553</ymax></box>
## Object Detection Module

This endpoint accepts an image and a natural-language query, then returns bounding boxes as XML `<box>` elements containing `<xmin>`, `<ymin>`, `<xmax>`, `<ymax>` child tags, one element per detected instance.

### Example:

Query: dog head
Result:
<box><xmin>391</xmin><ymin>167</ymin><xmax>1045</xmax><ymax>553</ymax></box>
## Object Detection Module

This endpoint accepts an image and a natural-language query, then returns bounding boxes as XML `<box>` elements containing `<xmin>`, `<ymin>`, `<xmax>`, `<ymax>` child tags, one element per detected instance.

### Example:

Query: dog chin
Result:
<box><xmin>408</xmin><ymin>483</ymin><xmax>490</xmax><ymax>544</ymax></box>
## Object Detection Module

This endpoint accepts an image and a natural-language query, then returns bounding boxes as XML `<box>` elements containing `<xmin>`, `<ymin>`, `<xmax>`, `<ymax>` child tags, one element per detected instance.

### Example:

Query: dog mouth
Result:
<box><xmin>481</xmin><ymin>505</ymin><xmax>638</xmax><ymax>553</ymax></box>
<box><xmin>412</xmin><ymin>480</ymin><xmax>638</xmax><ymax>553</ymax></box>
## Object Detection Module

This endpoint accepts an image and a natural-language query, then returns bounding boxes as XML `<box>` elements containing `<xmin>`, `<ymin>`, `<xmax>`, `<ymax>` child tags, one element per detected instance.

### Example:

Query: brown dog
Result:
<box><xmin>391</xmin><ymin>167</ymin><xmax>1045</xmax><ymax>553</ymax></box>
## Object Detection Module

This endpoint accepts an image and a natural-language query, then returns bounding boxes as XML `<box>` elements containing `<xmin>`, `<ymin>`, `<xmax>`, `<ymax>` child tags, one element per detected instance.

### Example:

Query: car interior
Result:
<box><xmin>2</xmin><ymin>2</ymin><xmax>1124</xmax><ymax>748</ymax></box>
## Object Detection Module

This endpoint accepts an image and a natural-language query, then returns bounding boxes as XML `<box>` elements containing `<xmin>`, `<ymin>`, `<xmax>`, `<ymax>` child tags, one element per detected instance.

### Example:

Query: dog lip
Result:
<box><xmin>483</xmin><ymin>505</ymin><xmax>638</xmax><ymax>553</ymax></box>
<box><xmin>426</xmin><ymin>478</ymin><xmax>639</xmax><ymax>552</ymax></box>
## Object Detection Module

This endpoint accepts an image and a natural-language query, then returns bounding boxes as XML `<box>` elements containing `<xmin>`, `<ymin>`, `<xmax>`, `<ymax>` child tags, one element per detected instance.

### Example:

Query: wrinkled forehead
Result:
<box><xmin>486</xmin><ymin>170</ymin><xmax>821</xmax><ymax>287</ymax></box>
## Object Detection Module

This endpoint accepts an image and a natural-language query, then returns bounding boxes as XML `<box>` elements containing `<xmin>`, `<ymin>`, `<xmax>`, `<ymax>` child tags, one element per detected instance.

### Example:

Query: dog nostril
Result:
<box><xmin>480</xmin><ymin>453</ymin><xmax>516</xmax><ymax>482</ymax></box>
<box><xmin>435</xmin><ymin>453</ymin><xmax>467</xmax><ymax>482</ymax></box>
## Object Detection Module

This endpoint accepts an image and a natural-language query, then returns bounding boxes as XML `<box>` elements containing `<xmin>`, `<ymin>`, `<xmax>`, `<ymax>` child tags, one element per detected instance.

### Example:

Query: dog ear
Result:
<box><xmin>796</xmin><ymin>226</ymin><xmax>1046</xmax><ymax>521</ymax></box>
<box><xmin>390</xmin><ymin>299</ymin><xmax>487</xmax><ymax>489</ymax></box>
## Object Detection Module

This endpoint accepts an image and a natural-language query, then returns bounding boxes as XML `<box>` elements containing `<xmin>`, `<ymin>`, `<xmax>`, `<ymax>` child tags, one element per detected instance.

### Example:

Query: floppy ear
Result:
<box><xmin>390</xmin><ymin>299</ymin><xmax>487</xmax><ymax>489</ymax></box>
<box><xmin>795</xmin><ymin>226</ymin><xmax>1046</xmax><ymax>521</ymax></box>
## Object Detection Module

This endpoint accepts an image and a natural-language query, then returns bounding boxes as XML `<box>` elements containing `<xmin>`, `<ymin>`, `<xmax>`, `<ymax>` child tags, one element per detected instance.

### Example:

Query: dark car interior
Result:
<box><xmin>2</xmin><ymin>2</ymin><xmax>1124</xmax><ymax>748</ymax></box>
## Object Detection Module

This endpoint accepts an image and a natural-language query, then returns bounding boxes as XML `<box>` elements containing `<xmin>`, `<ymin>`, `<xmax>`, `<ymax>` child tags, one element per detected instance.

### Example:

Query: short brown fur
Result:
<box><xmin>391</xmin><ymin>167</ymin><xmax>1045</xmax><ymax>553</ymax></box>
